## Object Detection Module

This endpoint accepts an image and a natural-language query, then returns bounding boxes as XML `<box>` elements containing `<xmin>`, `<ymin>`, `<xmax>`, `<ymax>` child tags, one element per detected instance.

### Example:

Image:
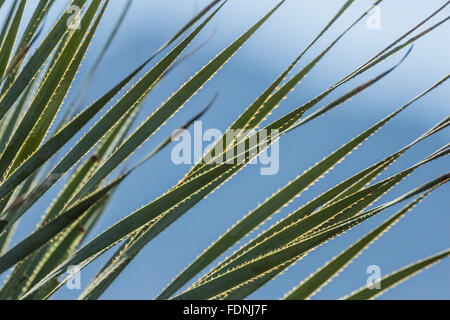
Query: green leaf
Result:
<box><xmin>0</xmin><ymin>122</ymin><xmax>133</xmax><ymax>299</ymax></box>
<box><xmin>200</xmin><ymin>148</ymin><xmax>448</xmax><ymax>289</ymax></box>
<box><xmin>0</xmin><ymin>0</ymin><xmax>103</xmax><ymax>178</ymax></box>
<box><xmin>0</xmin><ymin>70</ymin><xmax>142</xmax><ymax>232</ymax></box>
<box><xmin>24</xmin><ymin>199</ymin><xmax>111</xmax><ymax>300</ymax></box>
<box><xmin>172</xmin><ymin>205</ymin><xmax>397</xmax><ymax>300</ymax></box>
<box><xmin>204</xmin><ymin>160</ymin><xmax>395</xmax><ymax>284</ymax></box>
<box><xmin>174</xmin><ymin>173</ymin><xmax>448</xmax><ymax>300</ymax></box>
<box><xmin>0</xmin><ymin>0</ymin><xmax>225</xmax><ymax>207</ymax></box>
<box><xmin>283</xmin><ymin>190</ymin><xmax>434</xmax><ymax>300</ymax></box>
<box><xmin>0</xmin><ymin>0</ymin><xmax>88</xmax><ymax>121</ymax></box>
<box><xmin>8</xmin><ymin>94</ymin><xmax>215</xmax><ymax>300</ymax></box>
<box><xmin>1</xmin><ymin>0</ymin><xmax>54</xmax><ymax>94</ymax></box>
<box><xmin>0</xmin><ymin>0</ymin><xmax>18</xmax><ymax>55</ymax></box>
<box><xmin>343</xmin><ymin>249</ymin><xmax>450</xmax><ymax>300</ymax></box>
<box><xmin>0</xmin><ymin>69</ymin><xmax>38</xmax><ymax>154</ymax></box>
<box><xmin>9</xmin><ymin>0</ymin><xmax>108</xmax><ymax>179</ymax></box>
<box><xmin>210</xmin><ymin>176</ymin><xmax>407</xmax><ymax>282</ymax></box>
<box><xmin>0</xmin><ymin>0</ymin><xmax>25</xmax><ymax>81</ymax></box>
<box><xmin>205</xmin><ymin>172</ymin><xmax>450</xmax><ymax>300</ymax></box>
<box><xmin>0</xmin><ymin>177</ymin><xmax>123</xmax><ymax>274</ymax></box>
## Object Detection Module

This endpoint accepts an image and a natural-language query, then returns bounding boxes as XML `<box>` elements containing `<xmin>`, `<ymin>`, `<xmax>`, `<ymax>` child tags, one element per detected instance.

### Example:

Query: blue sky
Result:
<box><xmin>1</xmin><ymin>0</ymin><xmax>449</xmax><ymax>299</ymax></box>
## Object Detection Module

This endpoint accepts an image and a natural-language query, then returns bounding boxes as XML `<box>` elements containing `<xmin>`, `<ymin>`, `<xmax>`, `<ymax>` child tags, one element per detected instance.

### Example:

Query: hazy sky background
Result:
<box><xmin>1</xmin><ymin>0</ymin><xmax>449</xmax><ymax>299</ymax></box>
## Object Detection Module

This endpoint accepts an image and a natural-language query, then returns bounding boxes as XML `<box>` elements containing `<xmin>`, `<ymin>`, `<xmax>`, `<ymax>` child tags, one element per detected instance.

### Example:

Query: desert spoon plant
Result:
<box><xmin>0</xmin><ymin>0</ymin><xmax>448</xmax><ymax>300</ymax></box>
